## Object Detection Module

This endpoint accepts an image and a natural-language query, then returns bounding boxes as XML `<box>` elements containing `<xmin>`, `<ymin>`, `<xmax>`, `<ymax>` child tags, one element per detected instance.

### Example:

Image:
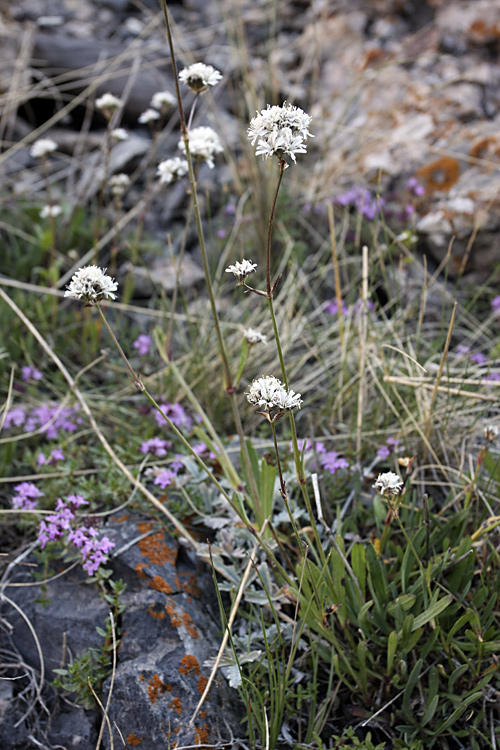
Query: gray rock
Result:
<box><xmin>0</xmin><ymin>514</ymin><xmax>241</xmax><ymax>749</ymax></box>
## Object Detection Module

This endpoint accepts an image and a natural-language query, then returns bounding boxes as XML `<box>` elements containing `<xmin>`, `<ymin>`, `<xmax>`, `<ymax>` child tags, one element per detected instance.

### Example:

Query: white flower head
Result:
<box><xmin>373</xmin><ymin>471</ymin><xmax>403</xmax><ymax>497</ymax></box>
<box><xmin>40</xmin><ymin>204</ymin><xmax>62</xmax><ymax>219</ymax></box>
<box><xmin>248</xmin><ymin>101</ymin><xmax>314</xmax><ymax>164</ymax></box>
<box><xmin>244</xmin><ymin>328</ymin><xmax>267</xmax><ymax>345</ymax></box>
<box><xmin>64</xmin><ymin>265</ymin><xmax>118</xmax><ymax>305</ymax></box>
<box><xmin>30</xmin><ymin>138</ymin><xmax>58</xmax><ymax>158</ymax></box>
<box><xmin>179</xmin><ymin>63</ymin><xmax>222</xmax><ymax>93</ymax></box>
<box><xmin>178</xmin><ymin>126</ymin><xmax>223</xmax><ymax>169</ymax></box>
<box><xmin>95</xmin><ymin>93</ymin><xmax>123</xmax><ymax>114</ymax></box>
<box><xmin>111</xmin><ymin>128</ymin><xmax>128</xmax><ymax>141</ymax></box>
<box><xmin>151</xmin><ymin>90</ymin><xmax>176</xmax><ymax>111</ymax></box>
<box><xmin>108</xmin><ymin>173</ymin><xmax>130</xmax><ymax>197</ymax></box>
<box><xmin>484</xmin><ymin>425</ymin><xmax>499</xmax><ymax>442</ymax></box>
<box><xmin>225</xmin><ymin>259</ymin><xmax>257</xmax><ymax>285</ymax></box>
<box><xmin>138</xmin><ymin>108</ymin><xmax>161</xmax><ymax>125</ymax></box>
<box><xmin>247</xmin><ymin>376</ymin><xmax>303</xmax><ymax>417</ymax></box>
<box><xmin>157</xmin><ymin>157</ymin><xmax>189</xmax><ymax>185</ymax></box>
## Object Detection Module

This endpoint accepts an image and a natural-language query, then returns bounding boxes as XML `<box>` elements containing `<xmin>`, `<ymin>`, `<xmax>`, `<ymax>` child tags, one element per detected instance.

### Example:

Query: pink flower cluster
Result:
<box><xmin>12</xmin><ymin>481</ymin><xmax>44</xmax><ymax>510</ymax></box>
<box><xmin>291</xmin><ymin>440</ymin><xmax>349</xmax><ymax>476</ymax></box>
<box><xmin>3</xmin><ymin>403</ymin><xmax>81</xmax><ymax>438</ymax></box>
<box><xmin>154</xmin><ymin>402</ymin><xmax>193</xmax><ymax>430</ymax></box>
<box><xmin>376</xmin><ymin>437</ymin><xmax>400</xmax><ymax>461</ymax></box>
<box><xmin>37</xmin><ymin>494</ymin><xmax>115</xmax><ymax>576</ymax></box>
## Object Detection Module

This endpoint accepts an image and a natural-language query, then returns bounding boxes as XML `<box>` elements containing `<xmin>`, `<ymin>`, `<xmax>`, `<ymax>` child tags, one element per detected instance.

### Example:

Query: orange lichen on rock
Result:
<box><xmin>182</xmin><ymin>611</ymin><xmax>199</xmax><ymax>639</ymax></box>
<box><xmin>197</xmin><ymin>675</ymin><xmax>209</xmax><ymax>696</ymax></box>
<box><xmin>149</xmin><ymin>575</ymin><xmax>174</xmax><ymax>594</ymax></box>
<box><xmin>415</xmin><ymin>157</ymin><xmax>460</xmax><ymax>194</ymax></box>
<box><xmin>126</xmin><ymin>733</ymin><xmax>143</xmax><ymax>746</ymax></box>
<box><xmin>137</xmin><ymin>523</ymin><xmax>178</xmax><ymax>566</ymax></box>
<box><xmin>147</xmin><ymin>673</ymin><xmax>168</xmax><ymax>703</ymax></box>
<box><xmin>194</xmin><ymin>723</ymin><xmax>210</xmax><ymax>745</ymax></box>
<box><xmin>180</xmin><ymin>573</ymin><xmax>201</xmax><ymax>599</ymax></box>
<box><xmin>165</xmin><ymin>598</ymin><xmax>182</xmax><ymax>627</ymax></box>
<box><xmin>135</xmin><ymin>563</ymin><xmax>149</xmax><ymax>579</ymax></box>
<box><xmin>168</xmin><ymin>696</ymin><xmax>183</xmax><ymax>714</ymax></box>
<box><xmin>148</xmin><ymin>604</ymin><xmax>167</xmax><ymax>620</ymax></box>
<box><xmin>179</xmin><ymin>654</ymin><xmax>201</xmax><ymax>676</ymax></box>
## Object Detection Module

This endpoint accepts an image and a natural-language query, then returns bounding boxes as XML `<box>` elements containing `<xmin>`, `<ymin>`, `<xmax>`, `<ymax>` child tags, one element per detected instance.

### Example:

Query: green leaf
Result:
<box><xmin>431</xmin><ymin>691</ymin><xmax>482</xmax><ymax>735</ymax></box>
<box><xmin>402</xmin><ymin>658</ymin><xmax>423</xmax><ymax>722</ymax></box>
<box><xmin>412</xmin><ymin>594</ymin><xmax>453</xmax><ymax>630</ymax></box>
<box><xmin>351</xmin><ymin>543</ymin><xmax>366</xmax><ymax>595</ymax></box>
<box><xmin>387</xmin><ymin>630</ymin><xmax>398</xmax><ymax>676</ymax></box>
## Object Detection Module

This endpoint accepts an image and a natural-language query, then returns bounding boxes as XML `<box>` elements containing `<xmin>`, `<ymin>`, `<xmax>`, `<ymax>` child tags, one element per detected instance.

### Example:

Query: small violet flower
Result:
<box><xmin>22</xmin><ymin>366</ymin><xmax>43</xmax><ymax>381</ymax></box>
<box><xmin>141</xmin><ymin>437</ymin><xmax>171</xmax><ymax>457</ymax></box>
<box><xmin>12</xmin><ymin>482</ymin><xmax>44</xmax><ymax>511</ymax></box>
<box><xmin>154</xmin><ymin>403</ymin><xmax>192</xmax><ymax>430</ymax></box>
<box><xmin>133</xmin><ymin>334</ymin><xmax>152</xmax><ymax>356</ymax></box>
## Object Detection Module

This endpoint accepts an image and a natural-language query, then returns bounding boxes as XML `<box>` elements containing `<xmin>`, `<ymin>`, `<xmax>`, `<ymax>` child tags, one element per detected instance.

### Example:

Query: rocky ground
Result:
<box><xmin>1</xmin><ymin>0</ymin><xmax>500</xmax><ymax>748</ymax></box>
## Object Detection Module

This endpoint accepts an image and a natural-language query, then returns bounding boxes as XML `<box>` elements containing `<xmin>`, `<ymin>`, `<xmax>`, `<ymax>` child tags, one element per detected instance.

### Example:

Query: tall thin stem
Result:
<box><xmin>266</xmin><ymin>160</ymin><xmax>286</xmax><ymax>296</ymax></box>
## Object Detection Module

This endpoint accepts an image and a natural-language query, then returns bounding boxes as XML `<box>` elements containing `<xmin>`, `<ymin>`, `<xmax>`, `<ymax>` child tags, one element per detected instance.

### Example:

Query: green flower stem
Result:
<box><xmin>159</xmin><ymin>0</ymin><xmax>261</xmax><ymax>521</ymax></box>
<box><xmin>271</xmin><ymin>421</ymin><xmax>303</xmax><ymax>553</ymax></box>
<box><xmin>266</xmin><ymin>160</ymin><xmax>286</xmax><ymax>296</ymax></box>
<box><xmin>96</xmin><ymin>304</ymin><xmax>265</xmax><ymax>538</ymax></box>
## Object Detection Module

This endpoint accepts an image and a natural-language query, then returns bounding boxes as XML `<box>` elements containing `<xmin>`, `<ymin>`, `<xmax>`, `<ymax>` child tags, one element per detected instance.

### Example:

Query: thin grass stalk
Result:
<box><xmin>423</xmin><ymin>301</ymin><xmax>457</xmax><ymax>464</ymax></box>
<box><xmin>356</xmin><ymin>244</ymin><xmax>369</xmax><ymax>466</ymax></box>
<box><xmin>327</xmin><ymin>202</ymin><xmax>345</xmax><ymax>350</ymax></box>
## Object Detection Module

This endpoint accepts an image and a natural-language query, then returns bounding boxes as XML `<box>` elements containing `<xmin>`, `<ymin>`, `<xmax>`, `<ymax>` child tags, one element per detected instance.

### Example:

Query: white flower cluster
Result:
<box><xmin>484</xmin><ymin>425</ymin><xmax>499</xmax><ymax>442</ymax></box>
<box><xmin>111</xmin><ymin>128</ymin><xmax>128</xmax><ymax>141</ymax></box>
<box><xmin>225</xmin><ymin>259</ymin><xmax>257</xmax><ymax>284</ymax></box>
<box><xmin>157</xmin><ymin>157</ymin><xmax>189</xmax><ymax>185</ymax></box>
<box><xmin>373</xmin><ymin>472</ymin><xmax>403</xmax><ymax>497</ymax></box>
<box><xmin>95</xmin><ymin>93</ymin><xmax>123</xmax><ymax>113</ymax></box>
<box><xmin>150</xmin><ymin>90</ymin><xmax>176</xmax><ymax>110</ymax></box>
<box><xmin>138</xmin><ymin>108</ymin><xmax>160</xmax><ymax>125</ymax></box>
<box><xmin>247</xmin><ymin>376</ymin><xmax>303</xmax><ymax>414</ymax></box>
<box><xmin>64</xmin><ymin>266</ymin><xmax>118</xmax><ymax>304</ymax></box>
<box><xmin>108</xmin><ymin>173</ymin><xmax>130</xmax><ymax>197</ymax></box>
<box><xmin>179</xmin><ymin>63</ymin><xmax>222</xmax><ymax>93</ymax></box>
<box><xmin>248</xmin><ymin>102</ymin><xmax>314</xmax><ymax>163</ymax></box>
<box><xmin>40</xmin><ymin>204</ymin><xmax>62</xmax><ymax>219</ymax></box>
<box><xmin>244</xmin><ymin>328</ymin><xmax>267</xmax><ymax>345</ymax></box>
<box><xmin>178</xmin><ymin>126</ymin><xmax>223</xmax><ymax>169</ymax></box>
<box><xmin>30</xmin><ymin>138</ymin><xmax>58</xmax><ymax>159</ymax></box>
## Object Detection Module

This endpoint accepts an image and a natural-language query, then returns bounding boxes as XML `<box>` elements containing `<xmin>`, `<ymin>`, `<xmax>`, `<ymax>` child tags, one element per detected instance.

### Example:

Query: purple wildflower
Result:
<box><xmin>154</xmin><ymin>468</ymin><xmax>177</xmax><ymax>489</ymax></box>
<box><xmin>483</xmin><ymin>372</ymin><xmax>500</xmax><ymax>385</ymax></box>
<box><xmin>407</xmin><ymin>177</ymin><xmax>425</xmax><ymax>196</ymax></box>
<box><xmin>471</xmin><ymin>352</ymin><xmax>487</xmax><ymax>365</ymax></box>
<box><xmin>320</xmin><ymin>451</ymin><xmax>349</xmax><ymax>475</ymax></box>
<box><xmin>2</xmin><ymin>407</ymin><xmax>26</xmax><ymax>429</ymax></box>
<box><xmin>133</xmin><ymin>334</ymin><xmax>152</xmax><ymax>356</ymax></box>
<box><xmin>325</xmin><ymin>299</ymin><xmax>349</xmax><ymax>316</ymax></box>
<box><xmin>37</xmin><ymin>494</ymin><xmax>113</xmax><ymax>576</ymax></box>
<box><xmin>141</xmin><ymin>437</ymin><xmax>171</xmax><ymax>457</ymax></box>
<box><xmin>24</xmin><ymin>403</ymin><xmax>81</xmax><ymax>439</ymax></box>
<box><xmin>154</xmin><ymin>403</ymin><xmax>192</xmax><ymax>430</ymax></box>
<box><xmin>12</xmin><ymin>482</ymin><xmax>44</xmax><ymax>511</ymax></box>
<box><xmin>21</xmin><ymin>366</ymin><xmax>43</xmax><ymax>381</ymax></box>
<box><xmin>376</xmin><ymin>445</ymin><xmax>391</xmax><ymax>460</ymax></box>
<box><xmin>37</xmin><ymin>447</ymin><xmax>66</xmax><ymax>466</ymax></box>
<box><xmin>491</xmin><ymin>296</ymin><xmax>500</xmax><ymax>313</ymax></box>
<box><xmin>192</xmin><ymin>442</ymin><xmax>217</xmax><ymax>460</ymax></box>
